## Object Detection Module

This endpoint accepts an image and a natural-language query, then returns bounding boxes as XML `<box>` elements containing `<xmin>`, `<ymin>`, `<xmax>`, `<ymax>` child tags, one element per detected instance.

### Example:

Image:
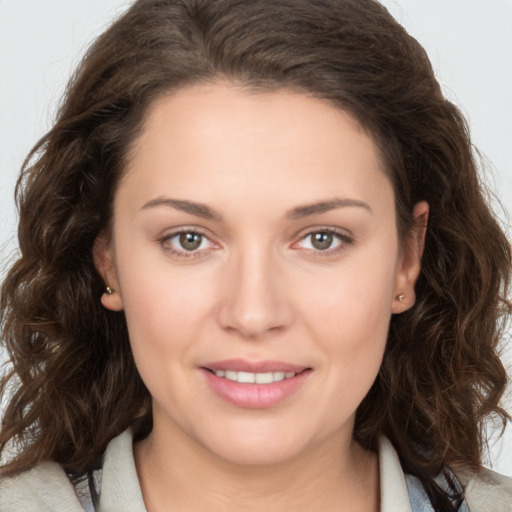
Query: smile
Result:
<box><xmin>201</xmin><ymin>360</ymin><xmax>311</xmax><ymax>408</ymax></box>
<box><xmin>212</xmin><ymin>370</ymin><xmax>297</xmax><ymax>384</ymax></box>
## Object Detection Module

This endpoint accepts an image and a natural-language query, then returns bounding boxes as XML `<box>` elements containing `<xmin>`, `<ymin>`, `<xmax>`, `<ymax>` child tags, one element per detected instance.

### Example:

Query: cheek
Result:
<box><xmin>307</xmin><ymin>284</ymin><xmax>391</xmax><ymax>373</ymax></box>
<box><xmin>115</xmin><ymin>257</ymin><xmax>218</xmax><ymax>375</ymax></box>
<box><xmin>299</xmin><ymin>249</ymin><xmax>397</xmax><ymax>335</ymax></box>
<box><xmin>298</xmin><ymin>284</ymin><xmax>390</xmax><ymax>423</ymax></box>
<box><xmin>117</xmin><ymin>265</ymin><xmax>222</xmax><ymax>422</ymax></box>
<box><xmin>295</xmin><ymin>244</ymin><xmax>398</xmax><ymax>384</ymax></box>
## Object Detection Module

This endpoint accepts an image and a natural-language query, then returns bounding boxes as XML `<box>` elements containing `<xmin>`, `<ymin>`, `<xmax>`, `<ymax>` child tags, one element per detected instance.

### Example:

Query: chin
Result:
<box><xmin>215</xmin><ymin>444</ymin><xmax>301</xmax><ymax>467</ymax></box>
<box><xmin>199</xmin><ymin>428</ymin><xmax>309</xmax><ymax>467</ymax></box>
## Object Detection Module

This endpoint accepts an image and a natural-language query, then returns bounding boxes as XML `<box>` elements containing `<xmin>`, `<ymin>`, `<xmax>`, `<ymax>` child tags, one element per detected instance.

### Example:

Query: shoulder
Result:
<box><xmin>0</xmin><ymin>428</ymin><xmax>145</xmax><ymax>512</ymax></box>
<box><xmin>0</xmin><ymin>461</ymin><xmax>84</xmax><ymax>512</ymax></box>
<box><xmin>379</xmin><ymin>436</ymin><xmax>512</xmax><ymax>512</ymax></box>
<box><xmin>457</xmin><ymin>467</ymin><xmax>512</xmax><ymax>512</ymax></box>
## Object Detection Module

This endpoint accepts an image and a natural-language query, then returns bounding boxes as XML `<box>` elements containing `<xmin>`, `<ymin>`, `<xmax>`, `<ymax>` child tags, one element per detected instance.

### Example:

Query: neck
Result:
<box><xmin>134</xmin><ymin>420</ymin><xmax>379</xmax><ymax>512</ymax></box>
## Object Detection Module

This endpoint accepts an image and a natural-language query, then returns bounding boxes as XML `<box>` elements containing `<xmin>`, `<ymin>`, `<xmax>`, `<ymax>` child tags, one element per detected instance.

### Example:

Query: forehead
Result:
<box><xmin>119</xmin><ymin>82</ymin><xmax>393</xmax><ymax>218</ymax></box>
<box><xmin>135</xmin><ymin>82</ymin><xmax>374</xmax><ymax>158</ymax></box>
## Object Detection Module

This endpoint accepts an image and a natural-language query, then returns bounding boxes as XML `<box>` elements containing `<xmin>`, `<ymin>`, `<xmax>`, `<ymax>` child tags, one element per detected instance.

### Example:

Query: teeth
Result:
<box><xmin>238</xmin><ymin>371</ymin><xmax>255</xmax><ymax>383</ymax></box>
<box><xmin>225</xmin><ymin>370</ymin><xmax>237</xmax><ymax>381</ymax></box>
<box><xmin>215</xmin><ymin>370</ymin><xmax>298</xmax><ymax>384</ymax></box>
<box><xmin>255</xmin><ymin>372</ymin><xmax>274</xmax><ymax>384</ymax></box>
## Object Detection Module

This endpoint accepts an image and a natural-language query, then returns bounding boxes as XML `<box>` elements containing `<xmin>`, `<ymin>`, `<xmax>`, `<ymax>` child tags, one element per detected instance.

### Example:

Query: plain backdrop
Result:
<box><xmin>1</xmin><ymin>0</ymin><xmax>511</xmax><ymax>475</ymax></box>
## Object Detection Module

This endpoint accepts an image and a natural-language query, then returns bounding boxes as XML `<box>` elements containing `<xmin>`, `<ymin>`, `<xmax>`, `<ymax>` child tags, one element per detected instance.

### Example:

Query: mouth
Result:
<box><xmin>204</xmin><ymin>369</ymin><xmax>303</xmax><ymax>384</ymax></box>
<box><xmin>200</xmin><ymin>359</ymin><xmax>312</xmax><ymax>408</ymax></box>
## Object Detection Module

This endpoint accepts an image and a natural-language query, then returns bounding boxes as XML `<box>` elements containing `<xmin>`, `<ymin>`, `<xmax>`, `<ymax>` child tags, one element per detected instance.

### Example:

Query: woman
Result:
<box><xmin>1</xmin><ymin>0</ymin><xmax>511</xmax><ymax>510</ymax></box>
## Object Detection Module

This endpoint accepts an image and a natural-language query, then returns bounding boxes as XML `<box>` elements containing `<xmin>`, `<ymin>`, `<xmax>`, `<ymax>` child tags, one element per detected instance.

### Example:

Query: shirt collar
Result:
<box><xmin>98</xmin><ymin>429</ymin><xmax>414</xmax><ymax>512</ymax></box>
<box><xmin>379</xmin><ymin>436</ymin><xmax>413</xmax><ymax>512</ymax></box>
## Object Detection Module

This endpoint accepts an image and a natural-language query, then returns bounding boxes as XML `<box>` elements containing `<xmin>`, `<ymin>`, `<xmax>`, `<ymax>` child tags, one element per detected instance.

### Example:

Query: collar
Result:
<box><xmin>379</xmin><ymin>436</ymin><xmax>413</xmax><ymax>512</ymax></box>
<box><xmin>97</xmin><ymin>429</ymin><xmax>146</xmax><ymax>512</ymax></box>
<box><xmin>97</xmin><ymin>430</ymin><xmax>414</xmax><ymax>512</ymax></box>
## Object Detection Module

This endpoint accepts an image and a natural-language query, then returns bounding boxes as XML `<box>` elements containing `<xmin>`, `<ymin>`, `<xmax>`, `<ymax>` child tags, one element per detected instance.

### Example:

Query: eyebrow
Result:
<box><xmin>286</xmin><ymin>198</ymin><xmax>372</xmax><ymax>219</ymax></box>
<box><xmin>141</xmin><ymin>197</ymin><xmax>222</xmax><ymax>220</ymax></box>
<box><xmin>141</xmin><ymin>196</ymin><xmax>371</xmax><ymax>220</ymax></box>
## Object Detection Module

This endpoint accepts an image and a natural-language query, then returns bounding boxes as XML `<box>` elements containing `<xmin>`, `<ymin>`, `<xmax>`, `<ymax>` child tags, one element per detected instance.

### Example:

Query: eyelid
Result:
<box><xmin>291</xmin><ymin>226</ymin><xmax>354</xmax><ymax>254</ymax></box>
<box><xmin>159</xmin><ymin>226</ymin><xmax>220</xmax><ymax>258</ymax></box>
<box><xmin>157</xmin><ymin>225</ymin><xmax>353</xmax><ymax>259</ymax></box>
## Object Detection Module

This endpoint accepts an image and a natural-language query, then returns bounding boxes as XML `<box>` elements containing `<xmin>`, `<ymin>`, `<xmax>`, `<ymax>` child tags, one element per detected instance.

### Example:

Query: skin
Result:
<box><xmin>95</xmin><ymin>82</ymin><xmax>428</xmax><ymax>512</ymax></box>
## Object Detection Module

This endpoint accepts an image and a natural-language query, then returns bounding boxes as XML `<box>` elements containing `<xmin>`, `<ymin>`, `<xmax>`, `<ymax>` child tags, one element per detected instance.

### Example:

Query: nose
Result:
<box><xmin>217</xmin><ymin>246</ymin><xmax>293</xmax><ymax>339</ymax></box>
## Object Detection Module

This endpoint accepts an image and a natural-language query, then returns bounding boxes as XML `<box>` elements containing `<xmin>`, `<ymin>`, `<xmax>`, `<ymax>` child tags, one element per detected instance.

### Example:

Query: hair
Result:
<box><xmin>1</xmin><ymin>0</ymin><xmax>511</xmax><ymax>509</ymax></box>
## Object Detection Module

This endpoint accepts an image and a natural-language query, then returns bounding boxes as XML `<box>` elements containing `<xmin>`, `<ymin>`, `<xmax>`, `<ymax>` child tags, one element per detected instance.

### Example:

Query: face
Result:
<box><xmin>97</xmin><ymin>82</ymin><xmax>426</xmax><ymax>466</ymax></box>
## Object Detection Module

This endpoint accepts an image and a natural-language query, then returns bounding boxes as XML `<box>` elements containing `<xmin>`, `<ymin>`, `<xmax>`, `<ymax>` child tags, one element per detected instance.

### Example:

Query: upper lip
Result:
<box><xmin>202</xmin><ymin>359</ymin><xmax>309</xmax><ymax>373</ymax></box>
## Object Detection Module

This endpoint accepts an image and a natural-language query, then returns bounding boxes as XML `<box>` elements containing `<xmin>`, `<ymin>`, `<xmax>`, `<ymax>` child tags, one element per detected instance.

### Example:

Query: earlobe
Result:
<box><xmin>93</xmin><ymin>234</ymin><xmax>124</xmax><ymax>311</ymax></box>
<box><xmin>392</xmin><ymin>201</ymin><xmax>429</xmax><ymax>314</ymax></box>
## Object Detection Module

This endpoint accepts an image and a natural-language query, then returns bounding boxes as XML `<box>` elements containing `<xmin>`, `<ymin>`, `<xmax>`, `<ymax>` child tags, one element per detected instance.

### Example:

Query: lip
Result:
<box><xmin>200</xmin><ymin>359</ymin><xmax>312</xmax><ymax>409</ymax></box>
<box><xmin>202</xmin><ymin>358</ymin><xmax>307</xmax><ymax>373</ymax></box>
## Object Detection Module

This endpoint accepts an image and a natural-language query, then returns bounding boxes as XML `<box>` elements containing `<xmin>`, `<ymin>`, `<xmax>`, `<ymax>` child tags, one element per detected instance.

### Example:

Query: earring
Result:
<box><xmin>105</xmin><ymin>286</ymin><xmax>113</xmax><ymax>295</ymax></box>
<box><xmin>398</xmin><ymin>294</ymin><xmax>404</xmax><ymax>302</ymax></box>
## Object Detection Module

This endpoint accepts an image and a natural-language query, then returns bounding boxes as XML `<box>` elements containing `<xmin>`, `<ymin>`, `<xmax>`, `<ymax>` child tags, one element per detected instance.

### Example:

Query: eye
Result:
<box><xmin>161</xmin><ymin>229</ymin><xmax>216</xmax><ymax>257</ymax></box>
<box><xmin>293</xmin><ymin>229</ymin><xmax>352</xmax><ymax>253</ymax></box>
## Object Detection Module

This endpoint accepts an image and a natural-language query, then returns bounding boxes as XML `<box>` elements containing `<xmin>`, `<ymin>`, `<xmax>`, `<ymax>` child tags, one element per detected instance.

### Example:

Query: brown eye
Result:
<box><xmin>311</xmin><ymin>232</ymin><xmax>334</xmax><ymax>250</ymax></box>
<box><xmin>293</xmin><ymin>229</ymin><xmax>351</xmax><ymax>254</ymax></box>
<box><xmin>179</xmin><ymin>232</ymin><xmax>203</xmax><ymax>251</ymax></box>
<box><xmin>161</xmin><ymin>229</ymin><xmax>217</xmax><ymax>258</ymax></box>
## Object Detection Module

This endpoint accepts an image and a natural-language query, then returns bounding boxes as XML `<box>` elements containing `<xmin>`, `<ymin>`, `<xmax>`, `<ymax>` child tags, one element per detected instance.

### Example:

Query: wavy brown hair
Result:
<box><xmin>1</xmin><ymin>0</ymin><xmax>511</xmax><ymax>509</ymax></box>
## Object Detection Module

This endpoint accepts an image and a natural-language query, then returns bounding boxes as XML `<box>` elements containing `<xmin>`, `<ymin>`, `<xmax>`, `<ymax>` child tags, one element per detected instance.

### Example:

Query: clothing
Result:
<box><xmin>1</xmin><ymin>429</ymin><xmax>511</xmax><ymax>511</ymax></box>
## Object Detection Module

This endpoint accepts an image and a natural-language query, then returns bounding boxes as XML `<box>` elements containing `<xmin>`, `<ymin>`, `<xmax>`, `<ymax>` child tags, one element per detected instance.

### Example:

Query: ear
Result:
<box><xmin>392</xmin><ymin>201</ymin><xmax>429</xmax><ymax>314</ymax></box>
<box><xmin>93</xmin><ymin>233</ymin><xmax>124</xmax><ymax>311</ymax></box>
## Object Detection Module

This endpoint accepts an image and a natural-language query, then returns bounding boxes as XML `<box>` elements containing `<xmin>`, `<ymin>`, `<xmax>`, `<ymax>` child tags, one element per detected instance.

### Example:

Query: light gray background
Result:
<box><xmin>1</xmin><ymin>0</ymin><xmax>511</xmax><ymax>475</ymax></box>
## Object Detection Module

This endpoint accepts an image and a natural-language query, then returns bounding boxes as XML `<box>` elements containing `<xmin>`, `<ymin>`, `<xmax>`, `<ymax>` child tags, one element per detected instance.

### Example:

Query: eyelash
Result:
<box><xmin>159</xmin><ymin>228</ymin><xmax>216</xmax><ymax>259</ymax></box>
<box><xmin>159</xmin><ymin>227</ymin><xmax>354</xmax><ymax>259</ymax></box>
<box><xmin>292</xmin><ymin>227</ymin><xmax>354</xmax><ymax>257</ymax></box>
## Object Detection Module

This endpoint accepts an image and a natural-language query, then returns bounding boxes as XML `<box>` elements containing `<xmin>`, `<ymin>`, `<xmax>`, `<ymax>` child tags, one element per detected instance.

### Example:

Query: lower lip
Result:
<box><xmin>201</xmin><ymin>369</ymin><xmax>311</xmax><ymax>409</ymax></box>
